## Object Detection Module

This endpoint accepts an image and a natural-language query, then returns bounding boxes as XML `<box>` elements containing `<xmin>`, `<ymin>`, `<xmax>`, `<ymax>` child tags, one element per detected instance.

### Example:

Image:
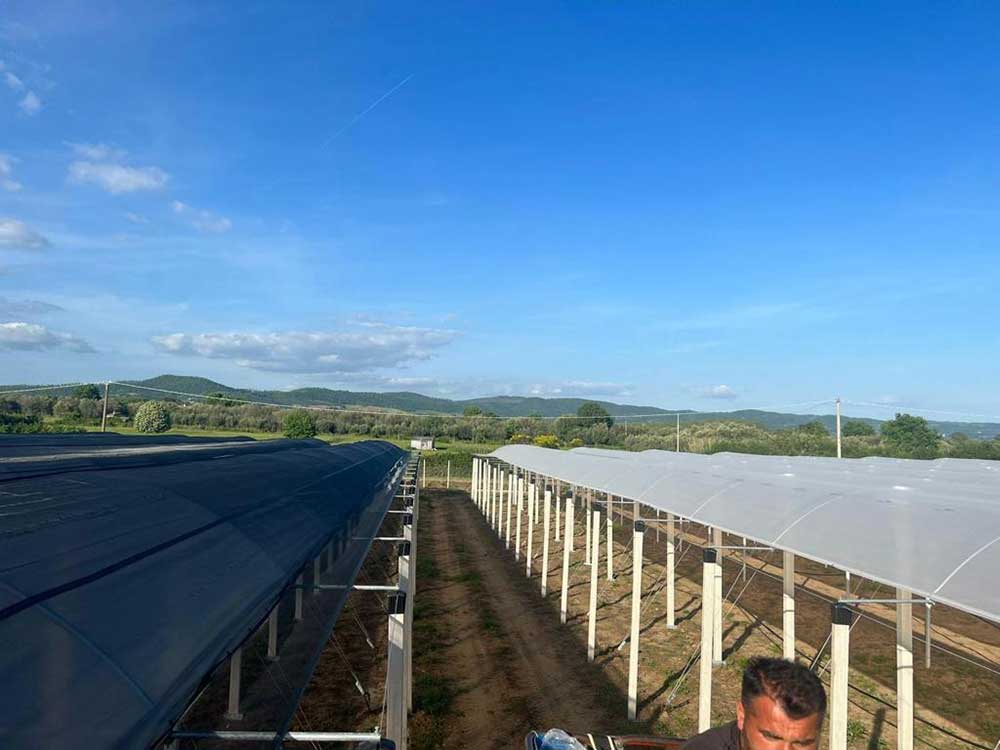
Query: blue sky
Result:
<box><xmin>2</xmin><ymin>1</ymin><xmax>999</xmax><ymax>419</ymax></box>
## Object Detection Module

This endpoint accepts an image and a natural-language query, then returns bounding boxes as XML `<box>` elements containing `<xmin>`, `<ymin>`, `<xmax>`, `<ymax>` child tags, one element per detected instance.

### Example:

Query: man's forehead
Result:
<box><xmin>746</xmin><ymin>694</ymin><xmax>822</xmax><ymax>735</ymax></box>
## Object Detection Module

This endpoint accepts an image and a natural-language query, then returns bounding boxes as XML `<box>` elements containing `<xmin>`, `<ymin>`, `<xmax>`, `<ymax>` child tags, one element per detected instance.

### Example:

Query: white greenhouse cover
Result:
<box><xmin>489</xmin><ymin>445</ymin><xmax>1000</xmax><ymax>624</ymax></box>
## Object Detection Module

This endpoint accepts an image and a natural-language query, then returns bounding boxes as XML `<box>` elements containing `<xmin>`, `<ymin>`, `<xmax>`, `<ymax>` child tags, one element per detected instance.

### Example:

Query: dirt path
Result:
<box><xmin>413</xmin><ymin>488</ymin><xmax>645</xmax><ymax>749</ymax></box>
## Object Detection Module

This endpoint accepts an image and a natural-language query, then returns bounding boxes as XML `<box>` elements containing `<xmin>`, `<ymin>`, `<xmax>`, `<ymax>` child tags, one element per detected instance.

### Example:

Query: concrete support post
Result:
<box><xmin>515</xmin><ymin>477</ymin><xmax>523</xmax><ymax>562</ymax></box>
<box><xmin>267</xmin><ymin>604</ymin><xmax>279</xmax><ymax>660</ymax></box>
<box><xmin>712</xmin><ymin>527</ymin><xmax>723</xmax><ymax>664</ymax></box>
<box><xmin>666</xmin><ymin>514</ymin><xmax>676</xmax><ymax>629</ymax></box>
<box><xmin>830</xmin><ymin>604</ymin><xmax>853</xmax><ymax>750</ymax></box>
<box><xmin>526</xmin><ymin>486</ymin><xmax>534</xmax><ymax>577</ymax></box>
<box><xmin>561</xmin><ymin>499</ymin><xmax>574</xmax><ymax>624</ymax></box>
<box><xmin>783</xmin><ymin>551</ymin><xmax>796</xmax><ymax>661</ymax></box>
<box><xmin>542</xmin><ymin>489</ymin><xmax>552</xmax><ymax>596</ymax></box>
<box><xmin>224</xmin><ymin>647</ymin><xmax>244</xmax><ymax>721</ymax></box>
<box><xmin>505</xmin><ymin>470</ymin><xmax>514</xmax><ymax>549</ymax></box>
<box><xmin>410</xmin><ymin>484</ymin><xmax>420</xmax><ymax>710</ymax></box>
<box><xmin>472</xmin><ymin>458</ymin><xmax>477</xmax><ymax>507</ymax></box>
<box><xmin>294</xmin><ymin>573</ymin><xmax>303</xmax><ymax>621</ymax></box>
<box><xmin>585</xmin><ymin>490</ymin><xmax>593</xmax><ymax>565</ymax></box>
<box><xmin>607</xmin><ymin>506</ymin><xmax>614</xmax><ymax>581</ymax></box>
<box><xmin>398</xmin><ymin>542</ymin><xmax>413</xmax><ymax>713</ymax></box>
<box><xmin>897</xmin><ymin>587</ymin><xmax>914</xmax><ymax>750</ymax></box>
<box><xmin>698</xmin><ymin>549</ymin><xmax>717</xmax><ymax>732</ymax></box>
<box><xmin>386</xmin><ymin>592</ymin><xmax>408</xmax><ymax>750</ymax></box>
<box><xmin>628</xmin><ymin>520</ymin><xmax>645</xmax><ymax>720</ymax></box>
<box><xmin>568</xmin><ymin>489</ymin><xmax>576</xmax><ymax>554</ymax></box>
<box><xmin>587</xmin><ymin>509</ymin><xmax>601</xmax><ymax>662</ymax></box>
<box><xmin>555</xmin><ymin>486</ymin><xmax>561</xmax><ymax>542</ymax></box>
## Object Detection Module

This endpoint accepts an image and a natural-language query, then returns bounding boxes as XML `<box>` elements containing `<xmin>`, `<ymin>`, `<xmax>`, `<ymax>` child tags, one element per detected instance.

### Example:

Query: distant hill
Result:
<box><xmin>3</xmin><ymin>374</ymin><xmax>999</xmax><ymax>438</ymax></box>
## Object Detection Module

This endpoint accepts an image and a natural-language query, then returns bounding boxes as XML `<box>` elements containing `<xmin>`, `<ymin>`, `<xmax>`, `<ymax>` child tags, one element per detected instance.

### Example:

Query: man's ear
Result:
<box><xmin>737</xmin><ymin>700</ymin><xmax>746</xmax><ymax>731</ymax></box>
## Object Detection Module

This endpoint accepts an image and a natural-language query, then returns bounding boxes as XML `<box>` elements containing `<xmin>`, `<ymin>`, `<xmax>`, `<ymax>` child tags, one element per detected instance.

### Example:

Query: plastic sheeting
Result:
<box><xmin>0</xmin><ymin>435</ymin><xmax>407</xmax><ymax>750</ymax></box>
<box><xmin>490</xmin><ymin>445</ymin><xmax>1000</xmax><ymax>624</ymax></box>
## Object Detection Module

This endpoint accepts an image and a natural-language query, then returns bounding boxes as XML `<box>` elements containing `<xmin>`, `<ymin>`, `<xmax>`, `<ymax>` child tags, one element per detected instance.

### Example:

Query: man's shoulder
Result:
<box><xmin>679</xmin><ymin>721</ymin><xmax>739</xmax><ymax>750</ymax></box>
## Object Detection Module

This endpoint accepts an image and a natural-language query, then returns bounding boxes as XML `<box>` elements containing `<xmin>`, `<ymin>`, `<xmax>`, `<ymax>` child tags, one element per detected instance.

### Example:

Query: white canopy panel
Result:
<box><xmin>489</xmin><ymin>445</ymin><xmax>1000</xmax><ymax>624</ymax></box>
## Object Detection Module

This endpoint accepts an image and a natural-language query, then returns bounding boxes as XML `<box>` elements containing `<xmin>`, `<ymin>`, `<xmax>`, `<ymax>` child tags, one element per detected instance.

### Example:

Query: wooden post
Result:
<box><xmin>587</xmin><ymin>509</ymin><xmax>601</xmax><ymax>661</ymax></box>
<box><xmin>698</xmin><ymin>549</ymin><xmax>716</xmax><ymax>732</ymax></box>
<box><xmin>561</xmin><ymin>499</ymin><xmax>574</xmax><ymax>624</ymax></box>
<box><xmin>783</xmin><ymin>551</ymin><xmax>796</xmax><ymax>660</ymax></box>
<box><xmin>627</xmin><ymin>520</ymin><xmax>645</xmax><ymax>720</ymax></box>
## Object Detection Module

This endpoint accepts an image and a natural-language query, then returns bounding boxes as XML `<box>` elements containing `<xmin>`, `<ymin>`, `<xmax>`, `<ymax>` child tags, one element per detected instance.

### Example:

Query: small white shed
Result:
<box><xmin>410</xmin><ymin>436</ymin><xmax>435</xmax><ymax>450</ymax></box>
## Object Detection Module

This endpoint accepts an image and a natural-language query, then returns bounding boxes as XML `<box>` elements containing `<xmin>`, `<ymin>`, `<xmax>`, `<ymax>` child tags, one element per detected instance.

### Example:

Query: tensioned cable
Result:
<box><xmin>0</xmin><ymin>382</ymin><xmax>87</xmax><ymax>394</ymax></box>
<box><xmin>844</xmin><ymin>399</ymin><xmax>1000</xmax><ymax>423</ymax></box>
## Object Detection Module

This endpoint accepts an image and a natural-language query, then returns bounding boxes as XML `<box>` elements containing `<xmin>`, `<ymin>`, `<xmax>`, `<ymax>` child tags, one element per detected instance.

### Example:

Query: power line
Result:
<box><xmin>0</xmin><ymin>382</ymin><xmax>87</xmax><ymax>395</ymax></box>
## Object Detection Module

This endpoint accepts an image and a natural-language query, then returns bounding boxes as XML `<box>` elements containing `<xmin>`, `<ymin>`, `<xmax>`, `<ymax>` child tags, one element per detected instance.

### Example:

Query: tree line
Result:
<box><xmin>2</xmin><ymin>387</ymin><xmax>999</xmax><ymax>461</ymax></box>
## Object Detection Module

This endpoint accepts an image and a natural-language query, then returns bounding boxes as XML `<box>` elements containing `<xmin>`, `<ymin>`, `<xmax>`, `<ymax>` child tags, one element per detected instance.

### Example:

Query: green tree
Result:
<box><xmin>462</xmin><ymin>405</ymin><xmax>483</xmax><ymax>416</ymax></box>
<box><xmin>577</xmin><ymin>401</ymin><xmax>613</xmax><ymax>429</ymax></box>
<box><xmin>283</xmin><ymin>409</ymin><xmax>317</xmax><ymax>439</ymax></box>
<box><xmin>880</xmin><ymin>413</ymin><xmax>939</xmax><ymax>457</ymax></box>
<box><xmin>73</xmin><ymin>384</ymin><xmax>102</xmax><ymax>400</ymax></box>
<box><xmin>842</xmin><ymin>420</ymin><xmax>876</xmax><ymax>437</ymax></box>
<box><xmin>795</xmin><ymin>420</ymin><xmax>829</xmax><ymax>436</ymax></box>
<box><xmin>134</xmin><ymin>401</ymin><xmax>172</xmax><ymax>433</ymax></box>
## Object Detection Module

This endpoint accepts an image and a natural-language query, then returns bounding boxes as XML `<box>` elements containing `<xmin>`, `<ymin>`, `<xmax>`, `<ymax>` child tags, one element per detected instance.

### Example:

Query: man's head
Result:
<box><xmin>736</xmin><ymin>658</ymin><xmax>827</xmax><ymax>750</ymax></box>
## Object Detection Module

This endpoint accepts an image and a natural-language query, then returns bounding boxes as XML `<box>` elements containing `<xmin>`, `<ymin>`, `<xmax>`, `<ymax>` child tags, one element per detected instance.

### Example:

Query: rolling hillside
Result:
<box><xmin>3</xmin><ymin>374</ymin><xmax>998</xmax><ymax>437</ymax></box>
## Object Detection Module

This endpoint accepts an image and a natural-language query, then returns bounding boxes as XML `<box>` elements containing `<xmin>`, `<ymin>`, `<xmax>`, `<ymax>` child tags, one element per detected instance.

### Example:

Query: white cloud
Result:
<box><xmin>527</xmin><ymin>380</ymin><xmax>633</xmax><ymax>398</ymax></box>
<box><xmin>68</xmin><ymin>160</ymin><xmax>168</xmax><ymax>194</ymax></box>
<box><xmin>0</xmin><ymin>154</ymin><xmax>22</xmax><ymax>191</ymax></box>
<box><xmin>68</xmin><ymin>142</ymin><xmax>126</xmax><ymax>161</ymax></box>
<box><xmin>18</xmin><ymin>90</ymin><xmax>41</xmax><ymax>115</ymax></box>
<box><xmin>171</xmin><ymin>200</ymin><xmax>231</xmax><ymax>234</ymax></box>
<box><xmin>124</xmin><ymin>211</ymin><xmax>149</xmax><ymax>225</ymax></box>
<box><xmin>0</xmin><ymin>297</ymin><xmax>64</xmax><ymax>317</ymax></box>
<box><xmin>697</xmin><ymin>384</ymin><xmax>739</xmax><ymax>400</ymax></box>
<box><xmin>4</xmin><ymin>71</ymin><xmax>23</xmax><ymax>91</ymax></box>
<box><xmin>0</xmin><ymin>322</ymin><xmax>94</xmax><ymax>353</ymax></box>
<box><xmin>151</xmin><ymin>322</ymin><xmax>459</xmax><ymax>374</ymax></box>
<box><xmin>0</xmin><ymin>217</ymin><xmax>50</xmax><ymax>249</ymax></box>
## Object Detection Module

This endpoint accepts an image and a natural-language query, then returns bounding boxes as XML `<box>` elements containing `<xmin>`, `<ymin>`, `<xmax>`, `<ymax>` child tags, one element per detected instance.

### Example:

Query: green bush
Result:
<box><xmin>533</xmin><ymin>434</ymin><xmax>559</xmax><ymax>448</ymax></box>
<box><xmin>283</xmin><ymin>409</ymin><xmax>317</xmax><ymax>439</ymax></box>
<box><xmin>0</xmin><ymin>413</ymin><xmax>44</xmax><ymax>433</ymax></box>
<box><xmin>134</xmin><ymin>401</ymin><xmax>172</xmax><ymax>433</ymax></box>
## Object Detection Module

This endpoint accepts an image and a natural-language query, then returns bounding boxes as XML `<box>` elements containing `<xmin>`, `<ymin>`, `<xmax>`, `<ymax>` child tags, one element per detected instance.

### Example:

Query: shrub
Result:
<box><xmin>533</xmin><ymin>434</ymin><xmax>559</xmax><ymax>448</ymax></box>
<box><xmin>134</xmin><ymin>401</ymin><xmax>172</xmax><ymax>433</ymax></box>
<box><xmin>283</xmin><ymin>409</ymin><xmax>317</xmax><ymax>439</ymax></box>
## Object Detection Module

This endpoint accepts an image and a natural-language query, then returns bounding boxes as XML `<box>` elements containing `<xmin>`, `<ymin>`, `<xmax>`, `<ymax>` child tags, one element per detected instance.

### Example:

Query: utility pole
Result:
<box><xmin>101</xmin><ymin>381</ymin><xmax>110</xmax><ymax>433</ymax></box>
<box><xmin>835</xmin><ymin>397</ymin><xmax>842</xmax><ymax>458</ymax></box>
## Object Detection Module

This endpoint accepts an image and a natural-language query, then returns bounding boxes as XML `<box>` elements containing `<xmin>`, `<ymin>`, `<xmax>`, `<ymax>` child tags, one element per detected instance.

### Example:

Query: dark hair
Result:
<box><xmin>741</xmin><ymin>657</ymin><xmax>827</xmax><ymax>720</ymax></box>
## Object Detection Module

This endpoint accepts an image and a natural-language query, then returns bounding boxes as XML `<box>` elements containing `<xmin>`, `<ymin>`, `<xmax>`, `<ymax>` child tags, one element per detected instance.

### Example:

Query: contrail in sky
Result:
<box><xmin>320</xmin><ymin>74</ymin><xmax>414</xmax><ymax>149</ymax></box>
